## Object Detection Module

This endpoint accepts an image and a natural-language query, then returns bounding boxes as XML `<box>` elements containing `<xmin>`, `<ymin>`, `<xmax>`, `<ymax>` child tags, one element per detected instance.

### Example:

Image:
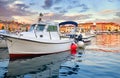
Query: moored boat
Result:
<box><xmin>59</xmin><ymin>21</ymin><xmax>92</xmax><ymax>45</ymax></box>
<box><xmin>1</xmin><ymin>14</ymin><xmax>73</xmax><ymax>56</ymax></box>
<box><xmin>81</xmin><ymin>33</ymin><xmax>92</xmax><ymax>43</ymax></box>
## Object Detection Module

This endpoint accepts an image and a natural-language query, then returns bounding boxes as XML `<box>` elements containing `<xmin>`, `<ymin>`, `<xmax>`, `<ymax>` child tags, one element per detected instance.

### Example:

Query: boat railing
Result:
<box><xmin>48</xmin><ymin>31</ymin><xmax>52</xmax><ymax>40</ymax></box>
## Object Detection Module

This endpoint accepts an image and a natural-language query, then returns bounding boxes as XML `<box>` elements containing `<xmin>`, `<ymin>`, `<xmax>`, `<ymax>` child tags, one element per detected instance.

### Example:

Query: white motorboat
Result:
<box><xmin>59</xmin><ymin>21</ymin><xmax>92</xmax><ymax>45</ymax></box>
<box><xmin>81</xmin><ymin>33</ymin><xmax>92</xmax><ymax>43</ymax></box>
<box><xmin>1</xmin><ymin>15</ymin><xmax>73</xmax><ymax>56</ymax></box>
<box><xmin>2</xmin><ymin>23</ymin><xmax>73</xmax><ymax>56</ymax></box>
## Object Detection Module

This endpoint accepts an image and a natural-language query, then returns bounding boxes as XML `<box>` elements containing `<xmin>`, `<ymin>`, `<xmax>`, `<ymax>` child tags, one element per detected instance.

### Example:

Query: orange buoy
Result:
<box><xmin>70</xmin><ymin>43</ymin><xmax>77</xmax><ymax>55</ymax></box>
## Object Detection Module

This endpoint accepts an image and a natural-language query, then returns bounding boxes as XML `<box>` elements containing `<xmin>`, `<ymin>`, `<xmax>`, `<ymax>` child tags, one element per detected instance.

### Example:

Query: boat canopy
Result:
<box><xmin>59</xmin><ymin>21</ymin><xmax>78</xmax><ymax>27</ymax></box>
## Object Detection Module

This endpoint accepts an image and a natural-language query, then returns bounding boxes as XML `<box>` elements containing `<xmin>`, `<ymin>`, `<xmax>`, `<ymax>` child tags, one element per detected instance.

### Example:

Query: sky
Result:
<box><xmin>0</xmin><ymin>0</ymin><xmax>120</xmax><ymax>24</ymax></box>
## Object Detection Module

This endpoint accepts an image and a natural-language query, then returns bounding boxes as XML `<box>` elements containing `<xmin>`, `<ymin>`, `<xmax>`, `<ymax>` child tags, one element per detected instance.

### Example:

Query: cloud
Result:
<box><xmin>98</xmin><ymin>10</ymin><xmax>117</xmax><ymax>16</ymax></box>
<box><xmin>59</xmin><ymin>10</ymin><xmax>68</xmax><ymax>13</ymax></box>
<box><xmin>42</xmin><ymin>13</ymin><xmax>92</xmax><ymax>22</ymax></box>
<box><xmin>110</xmin><ymin>18</ymin><xmax>120</xmax><ymax>24</ymax></box>
<box><xmin>41</xmin><ymin>0</ymin><xmax>89</xmax><ymax>14</ymax></box>
<box><xmin>29</xmin><ymin>2</ymin><xmax>35</xmax><ymax>5</ymax></box>
<box><xmin>65</xmin><ymin>1</ymin><xmax>89</xmax><ymax>12</ymax></box>
<box><xmin>54</xmin><ymin>0</ymin><xmax>62</xmax><ymax>4</ymax></box>
<box><xmin>116</xmin><ymin>12</ymin><xmax>120</xmax><ymax>17</ymax></box>
<box><xmin>0</xmin><ymin>0</ymin><xmax>36</xmax><ymax>20</ymax></box>
<box><xmin>0</xmin><ymin>0</ymin><xmax>118</xmax><ymax>24</ymax></box>
<box><xmin>0</xmin><ymin>0</ymin><xmax>13</xmax><ymax>16</ymax></box>
<box><xmin>54</xmin><ymin>7</ymin><xmax>62</xmax><ymax>10</ymax></box>
<box><xmin>68</xmin><ymin>1</ymin><xmax>89</xmax><ymax>12</ymax></box>
<box><xmin>108</xmin><ymin>0</ymin><xmax>114</xmax><ymax>2</ymax></box>
<box><xmin>79</xmin><ymin>4</ymin><xmax>89</xmax><ymax>12</ymax></box>
<box><xmin>12</xmin><ymin>15</ymin><xmax>38</xmax><ymax>23</ymax></box>
<box><xmin>42</xmin><ymin>0</ymin><xmax>54</xmax><ymax>9</ymax></box>
<box><xmin>93</xmin><ymin>17</ymin><xmax>120</xmax><ymax>25</ymax></box>
<box><xmin>60</xmin><ymin>1</ymin><xmax>89</xmax><ymax>12</ymax></box>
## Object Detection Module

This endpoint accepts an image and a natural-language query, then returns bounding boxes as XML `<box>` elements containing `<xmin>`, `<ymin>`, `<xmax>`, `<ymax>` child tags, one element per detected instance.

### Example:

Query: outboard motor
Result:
<box><xmin>75</xmin><ymin>34</ymin><xmax>83</xmax><ymax>42</ymax></box>
<box><xmin>75</xmin><ymin>34</ymin><xmax>84</xmax><ymax>48</ymax></box>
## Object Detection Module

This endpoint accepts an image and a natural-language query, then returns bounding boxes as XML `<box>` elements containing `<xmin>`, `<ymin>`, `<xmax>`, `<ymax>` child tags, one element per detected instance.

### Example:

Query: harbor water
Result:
<box><xmin>0</xmin><ymin>34</ymin><xmax>120</xmax><ymax>78</ymax></box>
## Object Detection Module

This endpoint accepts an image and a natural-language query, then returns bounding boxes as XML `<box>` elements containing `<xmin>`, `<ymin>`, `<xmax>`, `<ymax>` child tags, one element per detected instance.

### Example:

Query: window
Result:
<box><xmin>47</xmin><ymin>25</ymin><xmax>57</xmax><ymax>31</ymax></box>
<box><xmin>29</xmin><ymin>24</ymin><xmax>35</xmax><ymax>32</ymax></box>
<box><xmin>36</xmin><ymin>24</ymin><xmax>45</xmax><ymax>31</ymax></box>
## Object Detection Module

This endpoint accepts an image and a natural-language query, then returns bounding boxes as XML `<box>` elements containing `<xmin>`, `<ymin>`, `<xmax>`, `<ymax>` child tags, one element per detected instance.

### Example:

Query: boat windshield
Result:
<box><xmin>29</xmin><ymin>24</ymin><xmax>35</xmax><ymax>32</ymax></box>
<box><xmin>29</xmin><ymin>24</ymin><xmax>46</xmax><ymax>32</ymax></box>
<box><xmin>36</xmin><ymin>24</ymin><xmax>46</xmax><ymax>31</ymax></box>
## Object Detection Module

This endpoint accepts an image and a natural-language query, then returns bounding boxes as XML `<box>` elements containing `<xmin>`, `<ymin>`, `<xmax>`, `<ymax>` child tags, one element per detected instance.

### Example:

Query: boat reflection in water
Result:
<box><xmin>0</xmin><ymin>59</ymin><xmax>9</xmax><ymax>78</ymax></box>
<box><xmin>59</xmin><ymin>49</ymin><xmax>84</xmax><ymax>78</ymax></box>
<box><xmin>5</xmin><ymin>51</ymin><xmax>70</xmax><ymax>78</ymax></box>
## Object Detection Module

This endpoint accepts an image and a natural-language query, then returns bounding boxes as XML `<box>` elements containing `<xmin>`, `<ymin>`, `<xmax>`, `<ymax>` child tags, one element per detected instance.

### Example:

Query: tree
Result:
<box><xmin>108</xmin><ymin>27</ymin><xmax>111</xmax><ymax>31</ymax></box>
<box><xmin>8</xmin><ymin>27</ymin><xmax>11</xmax><ymax>31</ymax></box>
<box><xmin>26</xmin><ymin>27</ymin><xmax>28</xmax><ymax>31</ymax></box>
<box><xmin>114</xmin><ymin>29</ymin><xmax>118</xmax><ymax>32</ymax></box>
<box><xmin>2</xmin><ymin>26</ymin><xmax>4</xmax><ymax>30</ymax></box>
<box><xmin>108</xmin><ymin>29</ymin><xmax>111</xmax><ymax>31</ymax></box>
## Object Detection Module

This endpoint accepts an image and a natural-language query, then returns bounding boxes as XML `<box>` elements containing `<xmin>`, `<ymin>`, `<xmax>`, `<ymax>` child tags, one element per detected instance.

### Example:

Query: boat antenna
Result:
<box><xmin>38</xmin><ymin>13</ymin><xmax>43</xmax><ymax>22</ymax></box>
<box><xmin>34</xmin><ymin>13</ymin><xmax>44</xmax><ymax>38</ymax></box>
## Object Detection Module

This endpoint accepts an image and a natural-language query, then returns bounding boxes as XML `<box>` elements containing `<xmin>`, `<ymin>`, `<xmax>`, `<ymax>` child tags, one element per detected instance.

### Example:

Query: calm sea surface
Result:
<box><xmin>0</xmin><ymin>34</ymin><xmax>120</xmax><ymax>78</ymax></box>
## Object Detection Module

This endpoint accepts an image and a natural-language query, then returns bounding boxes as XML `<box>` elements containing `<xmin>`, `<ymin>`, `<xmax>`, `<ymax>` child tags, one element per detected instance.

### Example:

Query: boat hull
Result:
<box><xmin>6</xmin><ymin>37</ymin><xmax>72</xmax><ymax>55</ymax></box>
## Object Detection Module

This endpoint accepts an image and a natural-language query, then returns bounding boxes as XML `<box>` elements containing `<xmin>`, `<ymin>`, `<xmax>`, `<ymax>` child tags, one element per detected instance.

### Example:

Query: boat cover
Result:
<box><xmin>59</xmin><ymin>21</ymin><xmax>78</xmax><ymax>27</ymax></box>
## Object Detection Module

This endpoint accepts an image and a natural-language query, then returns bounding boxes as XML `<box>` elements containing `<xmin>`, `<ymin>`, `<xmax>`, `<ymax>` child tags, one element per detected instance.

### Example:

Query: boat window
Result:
<box><xmin>47</xmin><ymin>25</ymin><xmax>57</xmax><ymax>32</ymax></box>
<box><xmin>36</xmin><ymin>24</ymin><xmax>45</xmax><ymax>31</ymax></box>
<box><xmin>29</xmin><ymin>24</ymin><xmax>36</xmax><ymax>31</ymax></box>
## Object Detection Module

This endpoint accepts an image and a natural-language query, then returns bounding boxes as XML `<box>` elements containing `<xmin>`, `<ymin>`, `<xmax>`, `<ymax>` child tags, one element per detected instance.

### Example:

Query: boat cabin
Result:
<box><xmin>20</xmin><ymin>23</ymin><xmax>60</xmax><ymax>40</ymax></box>
<box><xmin>29</xmin><ymin>23</ymin><xmax>58</xmax><ymax>32</ymax></box>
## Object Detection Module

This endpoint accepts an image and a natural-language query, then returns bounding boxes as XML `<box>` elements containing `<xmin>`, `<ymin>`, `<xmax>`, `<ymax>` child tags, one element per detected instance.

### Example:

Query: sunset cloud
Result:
<box><xmin>0</xmin><ymin>0</ymin><xmax>36</xmax><ymax>20</ymax></box>
<box><xmin>98</xmin><ymin>10</ymin><xmax>117</xmax><ymax>15</ymax></box>
<box><xmin>0</xmin><ymin>0</ymin><xmax>120</xmax><ymax>24</ymax></box>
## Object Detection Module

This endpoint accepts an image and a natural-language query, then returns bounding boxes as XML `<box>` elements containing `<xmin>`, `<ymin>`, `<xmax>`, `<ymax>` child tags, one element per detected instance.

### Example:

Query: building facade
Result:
<box><xmin>0</xmin><ymin>20</ymin><xmax>30</xmax><ymax>32</ymax></box>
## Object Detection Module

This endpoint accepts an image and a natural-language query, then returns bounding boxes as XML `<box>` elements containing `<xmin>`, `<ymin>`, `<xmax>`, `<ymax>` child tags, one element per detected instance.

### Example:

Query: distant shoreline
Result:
<box><xmin>95</xmin><ymin>31</ymin><xmax>120</xmax><ymax>35</ymax></box>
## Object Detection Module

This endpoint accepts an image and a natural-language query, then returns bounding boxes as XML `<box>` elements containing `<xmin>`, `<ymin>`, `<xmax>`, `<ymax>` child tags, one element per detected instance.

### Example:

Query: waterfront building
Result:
<box><xmin>59</xmin><ymin>24</ymin><xmax>75</xmax><ymax>34</ymax></box>
<box><xmin>0</xmin><ymin>20</ymin><xmax>30</xmax><ymax>32</ymax></box>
